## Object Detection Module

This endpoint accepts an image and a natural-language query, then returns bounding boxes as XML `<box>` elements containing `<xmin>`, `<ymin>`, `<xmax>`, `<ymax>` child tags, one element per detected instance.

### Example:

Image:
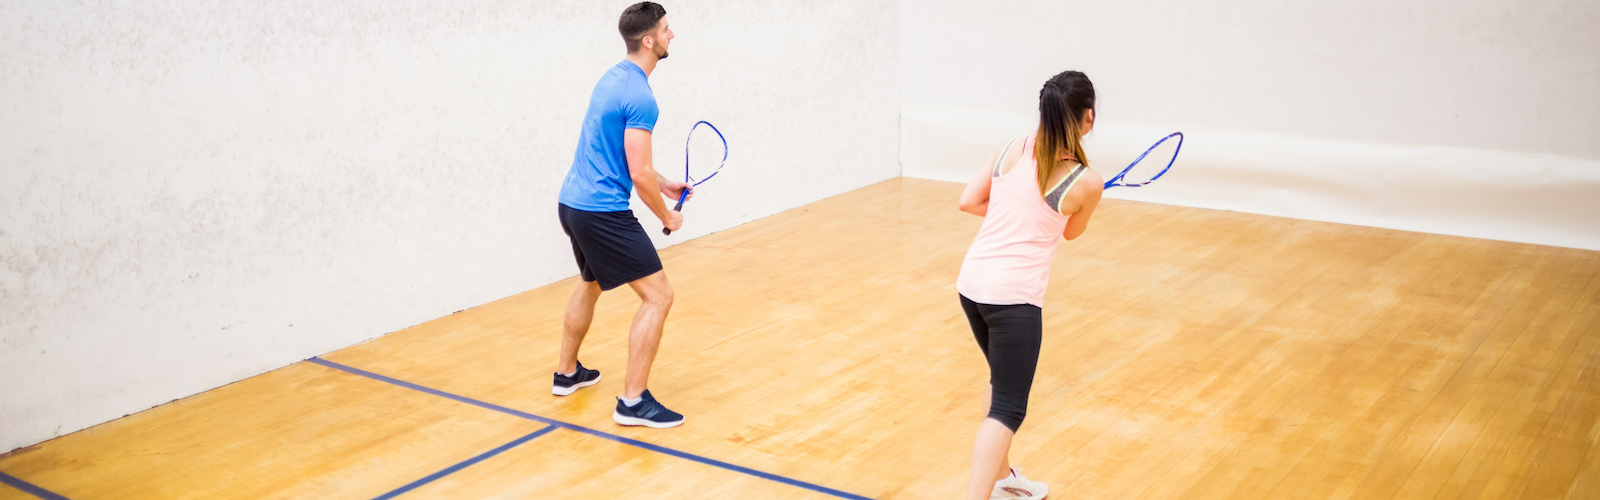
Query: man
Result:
<box><xmin>552</xmin><ymin>2</ymin><xmax>687</xmax><ymax>429</ymax></box>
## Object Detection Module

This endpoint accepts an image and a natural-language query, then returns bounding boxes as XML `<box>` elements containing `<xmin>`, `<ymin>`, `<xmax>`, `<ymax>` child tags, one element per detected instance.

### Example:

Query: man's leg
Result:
<box><xmin>622</xmin><ymin>269</ymin><xmax>673</xmax><ymax>399</ymax></box>
<box><xmin>558</xmin><ymin>279</ymin><xmax>604</xmax><ymax>374</ymax></box>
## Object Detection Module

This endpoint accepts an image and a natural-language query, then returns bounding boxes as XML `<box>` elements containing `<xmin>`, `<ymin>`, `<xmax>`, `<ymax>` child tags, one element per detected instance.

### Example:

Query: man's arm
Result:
<box><xmin>625</xmin><ymin>128</ymin><xmax>682</xmax><ymax>232</ymax></box>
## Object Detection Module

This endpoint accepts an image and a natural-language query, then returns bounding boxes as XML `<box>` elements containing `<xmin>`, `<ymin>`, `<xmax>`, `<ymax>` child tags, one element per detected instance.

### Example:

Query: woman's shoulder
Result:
<box><xmin>995</xmin><ymin>134</ymin><xmax>1033</xmax><ymax>176</ymax></box>
<box><xmin>1051</xmin><ymin>164</ymin><xmax>1104</xmax><ymax>215</ymax></box>
<box><xmin>1076</xmin><ymin>167</ymin><xmax>1105</xmax><ymax>190</ymax></box>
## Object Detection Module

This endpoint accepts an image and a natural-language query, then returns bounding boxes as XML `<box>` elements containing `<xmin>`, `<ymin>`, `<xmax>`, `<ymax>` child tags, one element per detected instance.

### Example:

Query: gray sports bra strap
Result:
<box><xmin>992</xmin><ymin>135</ymin><xmax>1028</xmax><ymax>177</ymax></box>
<box><xmin>1044</xmin><ymin>164</ymin><xmax>1088</xmax><ymax>213</ymax></box>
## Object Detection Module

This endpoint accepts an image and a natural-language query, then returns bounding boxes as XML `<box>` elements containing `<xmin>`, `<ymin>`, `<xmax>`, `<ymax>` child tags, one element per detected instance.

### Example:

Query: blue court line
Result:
<box><xmin>0</xmin><ymin>471</ymin><xmax>72</xmax><ymax>500</ymax></box>
<box><xmin>307</xmin><ymin>357</ymin><xmax>875</xmax><ymax>500</ymax></box>
<box><xmin>373</xmin><ymin>424</ymin><xmax>558</xmax><ymax>500</ymax></box>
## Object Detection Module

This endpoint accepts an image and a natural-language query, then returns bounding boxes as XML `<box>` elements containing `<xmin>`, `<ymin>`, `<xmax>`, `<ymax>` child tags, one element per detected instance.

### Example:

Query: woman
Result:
<box><xmin>955</xmin><ymin>71</ymin><xmax>1103</xmax><ymax>500</ymax></box>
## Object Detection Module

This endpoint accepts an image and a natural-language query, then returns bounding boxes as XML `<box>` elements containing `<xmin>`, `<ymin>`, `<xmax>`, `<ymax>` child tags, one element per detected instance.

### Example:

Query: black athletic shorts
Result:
<box><xmin>959</xmin><ymin>294</ymin><xmax>1042</xmax><ymax>433</ymax></box>
<box><xmin>558</xmin><ymin>203</ymin><xmax>663</xmax><ymax>291</ymax></box>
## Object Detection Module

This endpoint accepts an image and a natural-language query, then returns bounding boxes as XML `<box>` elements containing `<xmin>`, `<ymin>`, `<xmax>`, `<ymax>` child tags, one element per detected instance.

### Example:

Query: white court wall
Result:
<box><xmin>901</xmin><ymin>0</ymin><xmax>1600</xmax><ymax>250</ymax></box>
<box><xmin>0</xmin><ymin>0</ymin><xmax>899</xmax><ymax>452</ymax></box>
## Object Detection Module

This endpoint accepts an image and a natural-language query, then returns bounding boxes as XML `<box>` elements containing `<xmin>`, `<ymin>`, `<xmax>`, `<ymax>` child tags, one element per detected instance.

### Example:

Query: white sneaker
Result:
<box><xmin>991</xmin><ymin>468</ymin><xmax>1049</xmax><ymax>499</ymax></box>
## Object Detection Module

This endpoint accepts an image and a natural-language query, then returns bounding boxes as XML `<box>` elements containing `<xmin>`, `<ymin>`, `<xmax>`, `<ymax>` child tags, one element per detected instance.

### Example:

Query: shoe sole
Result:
<box><xmin>613</xmin><ymin>411</ymin><xmax>685</xmax><ymax>428</ymax></box>
<box><xmin>992</xmin><ymin>490</ymin><xmax>1047</xmax><ymax>499</ymax></box>
<box><xmin>994</xmin><ymin>485</ymin><xmax>1048</xmax><ymax>499</ymax></box>
<box><xmin>552</xmin><ymin>374</ymin><xmax>601</xmax><ymax>396</ymax></box>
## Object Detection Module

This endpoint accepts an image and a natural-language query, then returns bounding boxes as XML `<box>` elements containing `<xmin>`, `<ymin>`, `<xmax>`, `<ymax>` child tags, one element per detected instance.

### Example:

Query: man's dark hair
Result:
<box><xmin>619</xmin><ymin>2</ymin><xmax>667</xmax><ymax>53</ymax></box>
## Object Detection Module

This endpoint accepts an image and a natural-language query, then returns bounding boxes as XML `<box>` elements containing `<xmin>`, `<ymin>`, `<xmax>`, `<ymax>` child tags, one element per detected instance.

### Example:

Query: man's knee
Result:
<box><xmin>633</xmin><ymin>273</ymin><xmax>673</xmax><ymax>309</ymax></box>
<box><xmin>645</xmin><ymin>283</ymin><xmax>674</xmax><ymax>309</ymax></box>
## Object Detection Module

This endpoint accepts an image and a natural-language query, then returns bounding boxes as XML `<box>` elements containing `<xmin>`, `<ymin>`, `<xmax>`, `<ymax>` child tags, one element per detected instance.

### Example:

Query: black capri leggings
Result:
<box><xmin>959</xmin><ymin>294</ymin><xmax>1043</xmax><ymax>433</ymax></box>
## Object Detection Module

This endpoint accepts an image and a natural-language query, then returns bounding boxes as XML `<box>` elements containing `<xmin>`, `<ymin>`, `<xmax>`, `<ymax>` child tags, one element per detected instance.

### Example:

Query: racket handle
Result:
<box><xmin>662</xmin><ymin>190</ymin><xmax>689</xmax><ymax>235</ymax></box>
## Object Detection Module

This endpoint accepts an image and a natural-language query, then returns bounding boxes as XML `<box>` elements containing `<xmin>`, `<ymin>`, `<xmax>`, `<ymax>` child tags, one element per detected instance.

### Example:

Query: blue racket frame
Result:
<box><xmin>663</xmin><ymin>120</ymin><xmax>727</xmax><ymax>235</ymax></box>
<box><xmin>1104</xmin><ymin>131</ymin><xmax>1184</xmax><ymax>189</ymax></box>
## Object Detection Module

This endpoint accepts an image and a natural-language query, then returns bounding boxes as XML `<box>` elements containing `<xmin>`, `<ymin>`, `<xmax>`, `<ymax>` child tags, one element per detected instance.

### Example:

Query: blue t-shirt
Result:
<box><xmin>559</xmin><ymin>60</ymin><xmax>658</xmax><ymax>212</ymax></box>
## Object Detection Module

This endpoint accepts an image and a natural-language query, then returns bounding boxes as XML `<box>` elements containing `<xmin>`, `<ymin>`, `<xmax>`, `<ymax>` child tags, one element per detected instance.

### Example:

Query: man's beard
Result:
<box><xmin>657</xmin><ymin>51</ymin><xmax>669</xmax><ymax>60</ymax></box>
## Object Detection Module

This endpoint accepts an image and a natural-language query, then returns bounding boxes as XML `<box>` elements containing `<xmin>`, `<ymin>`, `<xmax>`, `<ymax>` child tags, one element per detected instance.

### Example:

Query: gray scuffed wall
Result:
<box><xmin>1</xmin><ymin>0</ymin><xmax>899</xmax><ymax>451</ymax></box>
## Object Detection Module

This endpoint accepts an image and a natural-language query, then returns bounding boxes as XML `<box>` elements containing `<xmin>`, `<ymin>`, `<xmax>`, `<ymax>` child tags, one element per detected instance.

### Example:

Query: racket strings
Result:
<box><xmin>1107</xmin><ymin>132</ymin><xmax>1183</xmax><ymax>188</ymax></box>
<box><xmin>665</xmin><ymin>120</ymin><xmax>727</xmax><ymax>235</ymax></box>
<box><xmin>684</xmin><ymin>120</ymin><xmax>728</xmax><ymax>188</ymax></box>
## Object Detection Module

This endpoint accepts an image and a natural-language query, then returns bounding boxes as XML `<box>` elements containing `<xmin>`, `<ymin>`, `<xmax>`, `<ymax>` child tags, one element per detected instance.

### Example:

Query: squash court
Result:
<box><xmin>5</xmin><ymin>178</ymin><xmax>1598</xmax><ymax>499</ymax></box>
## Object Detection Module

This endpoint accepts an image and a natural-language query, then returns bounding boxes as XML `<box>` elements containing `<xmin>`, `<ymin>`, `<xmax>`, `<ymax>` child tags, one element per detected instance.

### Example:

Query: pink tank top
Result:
<box><xmin>956</xmin><ymin>135</ymin><xmax>1087</xmax><ymax>307</ymax></box>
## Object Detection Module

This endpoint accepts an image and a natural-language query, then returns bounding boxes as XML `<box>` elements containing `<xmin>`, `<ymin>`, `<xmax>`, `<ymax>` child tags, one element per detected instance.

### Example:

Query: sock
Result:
<box><xmin>558</xmin><ymin>369</ymin><xmax>576</xmax><ymax>377</ymax></box>
<box><xmin>621</xmin><ymin>395</ymin><xmax>643</xmax><ymax>407</ymax></box>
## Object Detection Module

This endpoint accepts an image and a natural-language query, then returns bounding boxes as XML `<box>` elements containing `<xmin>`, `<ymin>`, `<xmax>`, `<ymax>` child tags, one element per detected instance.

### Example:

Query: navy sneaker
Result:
<box><xmin>612</xmin><ymin>390</ymin><xmax>685</xmax><ymax>428</ymax></box>
<box><xmin>552</xmin><ymin>362</ymin><xmax>601</xmax><ymax>396</ymax></box>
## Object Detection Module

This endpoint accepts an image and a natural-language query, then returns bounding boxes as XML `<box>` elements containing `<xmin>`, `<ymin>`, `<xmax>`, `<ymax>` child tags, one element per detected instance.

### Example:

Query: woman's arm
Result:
<box><xmin>1061</xmin><ymin>180</ymin><xmax>1103</xmax><ymax>240</ymax></box>
<box><xmin>958</xmin><ymin>150</ymin><xmax>1000</xmax><ymax>216</ymax></box>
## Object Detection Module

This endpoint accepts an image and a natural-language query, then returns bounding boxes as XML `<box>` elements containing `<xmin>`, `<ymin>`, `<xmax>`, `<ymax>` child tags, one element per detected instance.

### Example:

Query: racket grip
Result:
<box><xmin>662</xmin><ymin>191</ymin><xmax>689</xmax><ymax>235</ymax></box>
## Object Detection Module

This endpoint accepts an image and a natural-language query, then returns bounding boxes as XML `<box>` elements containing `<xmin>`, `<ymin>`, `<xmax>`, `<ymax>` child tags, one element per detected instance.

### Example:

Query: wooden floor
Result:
<box><xmin>3</xmin><ymin>177</ymin><xmax>1598</xmax><ymax>499</ymax></box>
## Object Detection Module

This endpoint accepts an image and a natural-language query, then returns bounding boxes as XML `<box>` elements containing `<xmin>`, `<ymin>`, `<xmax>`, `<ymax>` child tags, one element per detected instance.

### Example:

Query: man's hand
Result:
<box><xmin>663</xmin><ymin>210</ymin><xmax>684</xmax><ymax>232</ymax></box>
<box><xmin>656</xmin><ymin>174</ymin><xmax>692</xmax><ymax>234</ymax></box>
<box><xmin>660</xmin><ymin>178</ymin><xmax>694</xmax><ymax>206</ymax></box>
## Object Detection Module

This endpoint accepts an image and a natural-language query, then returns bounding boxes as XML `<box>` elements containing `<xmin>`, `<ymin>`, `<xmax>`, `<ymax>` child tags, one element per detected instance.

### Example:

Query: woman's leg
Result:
<box><xmin>967</xmin><ymin>416</ymin><xmax>1016</xmax><ymax>499</ymax></box>
<box><xmin>984</xmin><ymin>390</ymin><xmax>1011</xmax><ymax>479</ymax></box>
<box><xmin>963</xmin><ymin>299</ymin><xmax>1043</xmax><ymax>499</ymax></box>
